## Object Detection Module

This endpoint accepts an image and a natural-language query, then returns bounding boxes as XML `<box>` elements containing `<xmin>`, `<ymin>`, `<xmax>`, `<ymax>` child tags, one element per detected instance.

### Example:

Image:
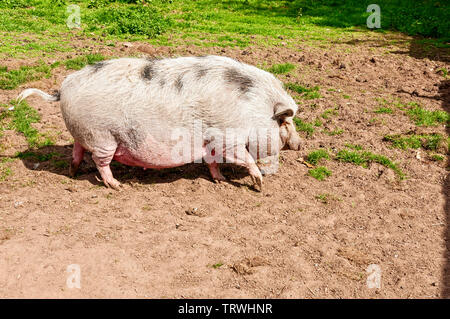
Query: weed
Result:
<box><xmin>344</xmin><ymin>143</ymin><xmax>363</xmax><ymax>150</ymax></box>
<box><xmin>212</xmin><ymin>262</ymin><xmax>224</xmax><ymax>269</ymax></box>
<box><xmin>293</xmin><ymin>117</ymin><xmax>314</xmax><ymax>137</ymax></box>
<box><xmin>323</xmin><ymin>128</ymin><xmax>344</xmax><ymax>136</ymax></box>
<box><xmin>336</xmin><ymin>149</ymin><xmax>404</xmax><ymax>178</ymax></box>
<box><xmin>285</xmin><ymin>83</ymin><xmax>321</xmax><ymax>100</ymax></box>
<box><xmin>15</xmin><ymin>151</ymin><xmax>60</xmax><ymax>162</ymax></box>
<box><xmin>52</xmin><ymin>159</ymin><xmax>68</xmax><ymax>168</ymax></box>
<box><xmin>383</xmin><ymin>134</ymin><xmax>443</xmax><ymax>151</ymax></box>
<box><xmin>306</xmin><ymin>149</ymin><xmax>330</xmax><ymax>165</ymax></box>
<box><xmin>309</xmin><ymin>166</ymin><xmax>332</xmax><ymax>181</ymax></box>
<box><xmin>3</xmin><ymin>100</ymin><xmax>54</xmax><ymax>148</ymax></box>
<box><xmin>64</xmin><ymin>53</ymin><xmax>106</xmax><ymax>70</ymax></box>
<box><xmin>374</xmin><ymin>107</ymin><xmax>393</xmax><ymax>114</ymax></box>
<box><xmin>268</xmin><ymin>63</ymin><xmax>295</xmax><ymax>74</ymax></box>
<box><xmin>430</xmin><ymin>154</ymin><xmax>444</xmax><ymax>161</ymax></box>
<box><xmin>321</xmin><ymin>108</ymin><xmax>338</xmax><ymax>119</ymax></box>
<box><xmin>0</xmin><ymin>62</ymin><xmax>56</xmax><ymax>90</ymax></box>
<box><xmin>406</xmin><ymin>105</ymin><xmax>449</xmax><ymax>126</ymax></box>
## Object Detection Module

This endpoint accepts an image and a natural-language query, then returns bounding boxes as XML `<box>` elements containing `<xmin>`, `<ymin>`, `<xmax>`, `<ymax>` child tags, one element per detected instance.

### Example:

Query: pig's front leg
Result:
<box><xmin>225</xmin><ymin>148</ymin><xmax>263</xmax><ymax>190</ymax></box>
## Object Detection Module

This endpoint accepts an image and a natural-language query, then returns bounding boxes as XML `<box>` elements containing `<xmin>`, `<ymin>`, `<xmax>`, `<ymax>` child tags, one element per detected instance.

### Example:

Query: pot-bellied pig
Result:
<box><xmin>18</xmin><ymin>55</ymin><xmax>301</xmax><ymax>190</ymax></box>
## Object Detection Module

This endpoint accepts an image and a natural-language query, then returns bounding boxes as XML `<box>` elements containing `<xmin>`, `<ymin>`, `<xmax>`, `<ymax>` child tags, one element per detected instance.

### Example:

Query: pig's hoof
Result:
<box><xmin>212</xmin><ymin>174</ymin><xmax>226</xmax><ymax>183</ymax></box>
<box><xmin>105</xmin><ymin>179</ymin><xmax>122</xmax><ymax>190</ymax></box>
<box><xmin>251</xmin><ymin>175</ymin><xmax>263</xmax><ymax>191</ymax></box>
<box><xmin>69</xmin><ymin>164</ymin><xmax>78</xmax><ymax>177</ymax></box>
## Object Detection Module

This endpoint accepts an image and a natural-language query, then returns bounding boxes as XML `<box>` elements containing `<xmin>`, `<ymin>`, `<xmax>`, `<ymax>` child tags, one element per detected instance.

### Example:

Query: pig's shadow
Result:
<box><xmin>16</xmin><ymin>144</ymin><xmax>257</xmax><ymax>190</ymax></box>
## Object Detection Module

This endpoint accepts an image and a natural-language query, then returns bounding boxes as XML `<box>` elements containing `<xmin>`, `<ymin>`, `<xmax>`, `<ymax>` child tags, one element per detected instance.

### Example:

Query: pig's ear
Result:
<box><xmin>273</xmin><ymin>103</ymin><xmax>294</xmax><ymax>120</ymax></box>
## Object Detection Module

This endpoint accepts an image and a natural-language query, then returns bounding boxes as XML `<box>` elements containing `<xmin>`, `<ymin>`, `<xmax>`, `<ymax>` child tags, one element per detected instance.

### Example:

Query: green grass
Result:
<box><xmin>313</xmin><ymin>118</ymin><xmax>323</xmax><ymax>127</ymax></box>
<box><xmin>0</xmin><ymin>0</ymin><xmax>447</xmax><ymax>59</ymax></box>
<box><xmin>212</xmin><ymin>262</ymin><xmax>224</xmax><ymax>269</ymax></box>
<box><xmin>64</xmin><ymin>53</ymin><xmax>106</xmax><ymax>70</ymax></box>
<box><xmin>0</xmin><ymin>62</ymin><xmax>58</xmax><ymax>90</ymax></box>
<box><xmin>437</xmin><ymin>67</ymin><xmax>448</xmax><ymax>78</ymax></box>
<box><xmin>1</xmin><ymin>100</ymin><xmax>54</xmax><ymax>148</ymax></box>
<box><xmin>268</xmin><ymin>63</ymin><xmax>295</xmax><ymax>74</ymax></box>
<box><xmin>336</xmin><ymin>149</ymin><xmax>404</xmax><ymax>178</ymax></box>
<box><xmin>430</xmin><ymin>154</ymin><xmax>444</xmax><ymax>161</ymax></box>
<box><xmin>0</xmin><ymin>157</ymin><xmax>14</xmax><ymax>181</ymax></box>
<box><xmin>321</xmin><ymin>108</ymin><xmax>339</xmax><ymax>119</ymax></box>
<box><xmin>406</xmin><ymin>104</ymin><xmax>449</xmax><ymax>126</ymax></box>
<box><xmin>306</xmin><ymin>149</ymin><xmax>330</xmax><ymax>165</ymax></box>
<box><xmin>308</xmin><ymin>166</ymin><xmax>332</xmax><ymax>181</ymax></box>
<box><xmin>293</xmin><ymin>117</ymin><xmax>314</xmax><ymax>137</ymax></box>
<box><xmin>323</xmin><ymin>128</ymin><xmax>344</xmax><ymax>136</ymax></box>
<box><xmin>383</xmin><ymin>133</ymin><xmax>443</xmax><ymax>151</ymax></box>
<box><xmin>374</xmin><ymin>106</ymin><xmax>394</xmax><ymax>114</ymax></box>
<box><xmin>344</xmin><ymin>143</ymin><xmax>363</xmax><ymax>150</ymax></box>
<box><xmin>285</xmin><ymin>83</ymin><xmax>321</xmax><ymax>100</ymax></box>
<box><xmin>52</xmin><ymin>159</ymin><xmax>69</xmax><ymax>168</ymax></box>
<box><xmin>315</xmin><ymin>193</ymin><xmax>338</xmax><ymax>204</ymax></box>
<box><xmin>14</xmin><ymin>151</ymin><xmax>60</xmax><ymax>162</ymax></box>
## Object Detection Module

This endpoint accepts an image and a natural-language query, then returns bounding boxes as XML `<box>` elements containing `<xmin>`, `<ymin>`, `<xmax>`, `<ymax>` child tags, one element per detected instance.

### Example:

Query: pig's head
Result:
<box><xmin>274</xmin><ymin>102</ymin><xmax>301</xmax><ymax>151</ymax></box>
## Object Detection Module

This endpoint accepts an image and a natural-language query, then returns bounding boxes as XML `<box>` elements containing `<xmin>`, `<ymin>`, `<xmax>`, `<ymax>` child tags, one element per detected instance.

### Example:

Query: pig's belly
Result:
<box><xmin>113</xmin><ymin>141</ymin><xmax>203</xmax><ymax>169</ymax></box>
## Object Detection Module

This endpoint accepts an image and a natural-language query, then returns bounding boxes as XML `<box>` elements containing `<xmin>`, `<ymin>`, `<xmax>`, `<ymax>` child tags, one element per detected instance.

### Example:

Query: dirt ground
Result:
<box><xmin>0</xmin><ymin>32</ymin><xmax>449</xmax><ymax>298</ymax></box>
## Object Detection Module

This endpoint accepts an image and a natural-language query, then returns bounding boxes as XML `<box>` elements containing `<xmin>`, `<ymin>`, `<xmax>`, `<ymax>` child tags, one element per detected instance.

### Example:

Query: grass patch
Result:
<box><xmin>374</xmin><ymin>106</ymin><xmax>394</xmax><ymax>114</ymax></box>
<box><xmin>0</xmin><ymin>157</ymin><xmax>14</xmax><ymax>181</ymax></box>
<box><xmin>336</xmin><ymin>149</ymin><xmax>404</xmax><ymax>178</ymax></box>
<box><xmin>406</xmin><ymin>104</ymin><xmax>449</xmax><ymax>126</ymax></box>
<box><xmin>268</xmin><ymin>63</ymin><xmax>295</xmax><ymax>74</ymax></box>
<box><xmin>323</xmin><ymin>128</ymin><xmax>344</xmax><ymax>136</ymax></box>
<box><xmin>285</xmin><ymin>83</ymin><xmax>321</xmax><ymax>100</ymax></box>
<box><xmin>315</xmin><ymin>193</ymin><xmax>340</xmax><ymax>204</ymax></box>
<box><xmin>321</xmin><ymin>108</ymin><xmax>339</xmax><ymax>119</ymax></box>
<box><xmin>430</xmin><ymin>154</ymin><xmax>444</xmax><ymax>161</ymax></box>
<box><xmin>313</xmin><ymin>118</ymin><xmax>323</xmax><ymax>127</ymax></box>
<box><xmin>212</xmin><ymin>262</ymin><xmax>224</xmax><ymax>269</ymax></box>
<box><xmin>344</xmin><ymin>143</ymin><xmax>363</xmax><ymax>150</ymax></box>
<box><xmin>52</xmin><ymin>159</ymin><xmax>69</xmax><ymax>168</ymax></box>
<box><xmin>15</xmin><ymin>151</ymin><xmax>60</xmax><ymax>162</ymax></box>
<box><xmin>308</xmin><ymin>166</ymin><xmax>332</xmax><ymax>181</ymax></box>
<box><xmin>293</xmin><ymin>117</ymin><xmax>314</xmax><ymax>137</ymax></box>
<box><xmin>2</xmin><ymin>100</ymin><xmax>54</xmax><ymax>148</ymax></box>
<box><xmin>383</xmin><ymin>133</ymin><xmax>443</xmax><ymax>151</ymax></box>
<box><xmin>0</xmin><ymin>62</ymin><xmax>57</xmax><ymax>90</ymax></box>
<box><xmin>64</xmin><ymin>53</ymin><xmax>106</xmax><ymax>70</ymax></box>
<box><xmin>306</xmin><ymin>149</ymin><xmax>330</xmax><ymax>165</ymax></box>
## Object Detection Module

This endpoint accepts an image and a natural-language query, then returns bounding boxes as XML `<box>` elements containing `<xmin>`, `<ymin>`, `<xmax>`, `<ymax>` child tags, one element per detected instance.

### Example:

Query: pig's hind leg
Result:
<box><xmin>91</xmin><ymin>146</ymin><xmax>122</xmax><ymax>190</ymax></box>
<box><xmin>69</xmin><ymin>141</ymin><xmax>85</xmax><ymax>177</ymax></box>
<box><xmin>207</xmin><ymin>162</ymin><xmax>226</xmax><ymax>182</ymax></box>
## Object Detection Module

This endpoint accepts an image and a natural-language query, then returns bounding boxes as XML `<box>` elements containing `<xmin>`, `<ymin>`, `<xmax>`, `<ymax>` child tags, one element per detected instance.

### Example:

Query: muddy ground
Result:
<box><xmin>0</xmin><ymin>32</ymin><xmax>449</xmax><ymax>298</ymax></box>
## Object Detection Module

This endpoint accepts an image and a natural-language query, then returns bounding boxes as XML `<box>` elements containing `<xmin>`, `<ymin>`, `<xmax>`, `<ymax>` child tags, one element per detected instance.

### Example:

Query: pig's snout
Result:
<box><xmin>288</xmin><ymin>136</ymin><xmax>301</xmax><ymax>151</ymax></box>
<box><xmin>281</xmin><ymin>121</ymin><xmax>301</xmax><ymax>151</ymax></box>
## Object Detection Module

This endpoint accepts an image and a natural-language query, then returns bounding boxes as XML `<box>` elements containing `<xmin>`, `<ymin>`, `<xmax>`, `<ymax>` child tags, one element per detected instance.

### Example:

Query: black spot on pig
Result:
<box><xmin>224</xmin><ymin>68</ymin><xmax>253</xmax><ymax>94</ymax></box>
<box><xmin>91</xmin><ymin>61</ymin><xmax>107</xmax><ymax>72</ymax></box>
<box><xmin>195</xmin><ymin>64</ymin><xmax>208</xmax><ymax>79</ymax></box>
<box><xmin>174</xmin><ymin>74</ymin><xmax>184</xmax><ymax>92</ymax></box>
<box><xmin>141</xmin><ymin>63</ymin><xmax>156</xmax><ymax>82</ymax></box>
<box><xmin>52</xmin><ymin>90</ymin><xmax>60</xmax><ymax>101</ymax></box>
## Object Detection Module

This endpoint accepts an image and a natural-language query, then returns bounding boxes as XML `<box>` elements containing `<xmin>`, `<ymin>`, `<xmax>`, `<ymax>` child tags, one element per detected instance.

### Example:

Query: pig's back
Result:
<box><xmin>59</xmin><ymin>56</ymin><xmax>287</xmax><ymax>146</ymax></box>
